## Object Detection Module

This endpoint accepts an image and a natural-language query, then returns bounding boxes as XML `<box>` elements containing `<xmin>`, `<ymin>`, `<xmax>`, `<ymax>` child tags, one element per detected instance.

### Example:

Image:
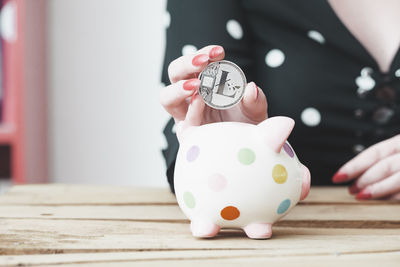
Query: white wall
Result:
<box><xmin>47</xmin><ymin>0</ymin><xmax>170</xmax><ymax>187</ymax></box>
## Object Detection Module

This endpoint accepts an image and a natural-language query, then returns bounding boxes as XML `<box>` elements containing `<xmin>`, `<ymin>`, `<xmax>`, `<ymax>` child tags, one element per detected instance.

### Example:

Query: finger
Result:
<box><xmin>239</xmin><ymin>82</ymin><xmax>268</xmax><ymax>124</ymax></box>
<box><xmin>168</xmin><ymin>45</ymin><xmax>225</xmax><ymax>83</ymax></box>
<box><xmin>159</xmin><ymin>78</ymin><xmax>200</xmax><ymax>121</ymax></box>
<box><xmin>387</xmin><ymin>192</ymin><xmax>400</xmax><ymax>201</ymax></box>
<box><xmin>332</xmin><ymin>135</ymin><xmax>400</xmax><ymax>183</ymax></box>
<box><xmin>176</xmin><ymin>92</ymin><xmax>205</xmax><ymax>143</ymax></box>
<box><xmin>185</xmin><ymin>92</ymin><xmax>205</xmax><ymax>127</ymax></box>
<box><xmin>355</xmin><ymin>172</ymin><xmax>400</xmax><ymax>200</ymax></box>
<box><xmin>349</xmin><ymin>153</ymin><xmax>400</xmax><ymax>194</ymax></box>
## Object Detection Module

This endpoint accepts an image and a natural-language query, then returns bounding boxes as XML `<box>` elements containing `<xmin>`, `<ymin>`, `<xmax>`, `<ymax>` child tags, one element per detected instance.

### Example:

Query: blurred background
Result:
<box><xmin>0</xmin><ymin>0</ymin><xmax>171</xmax><ymax>191</ymax></box>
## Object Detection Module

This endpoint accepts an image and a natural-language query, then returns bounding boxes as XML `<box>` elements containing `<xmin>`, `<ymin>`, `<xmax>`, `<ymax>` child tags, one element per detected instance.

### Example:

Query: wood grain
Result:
<box><xmin>1</xmin><ymin>219</ymin><xmax>400</xmax><ymax>255</ymax></box>
<box><xmin>0</xmin><ymin>185</ymin><xmax>399</xmax><ymax>266</ymax></box>
<box><xmin>0</xmin><ymin>204</ymin><xmax>399</xmax><ymax>223</ymax></box>
<box><xmin>0</xmin><ymin>184</ymin><xmax>177</xmax><ymax>205</ymax></box>
<box><xmin>1</xmin><ymin>251</ymin><xmax>400</xmax><ymax>267</ymax></box>
<box><xmin>0</xmin><ymin>185</ymin><xmax>391</xmax><ymax>205</ymax></box>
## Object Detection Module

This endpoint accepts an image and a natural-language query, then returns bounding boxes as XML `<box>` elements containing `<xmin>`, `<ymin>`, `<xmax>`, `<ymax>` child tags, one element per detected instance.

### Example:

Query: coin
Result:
<box><xmin>198</xmin><ymin>60</ymin><xmax>247</xmax><ymax>110</ymax></box>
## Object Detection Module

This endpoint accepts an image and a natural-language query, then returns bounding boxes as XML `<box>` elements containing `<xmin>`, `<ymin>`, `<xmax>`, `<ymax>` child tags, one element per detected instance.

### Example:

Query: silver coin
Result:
<box><xmin>198</xmin><ymin>60</ymin><xmax>247</xmax><ymax>110</ymax></box>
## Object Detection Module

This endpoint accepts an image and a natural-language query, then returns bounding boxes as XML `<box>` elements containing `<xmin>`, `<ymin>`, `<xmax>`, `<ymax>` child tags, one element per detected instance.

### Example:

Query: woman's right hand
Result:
<box><xmin>160</xmin><ymin>45</ymin><xmax>268</xmax><ymax>142</ymax></box>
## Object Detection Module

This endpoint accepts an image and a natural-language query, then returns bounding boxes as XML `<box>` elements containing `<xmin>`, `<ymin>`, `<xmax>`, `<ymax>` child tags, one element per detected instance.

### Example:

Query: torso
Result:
<box><xmin>242</xmin><ymin>0</ymin><xmax>400</xmax><ymax>184</ymax></box>
<box><xmin>328</xmin><ymin>0</ymin><xmax>400</xmax><ymax>72</ymax></box>
<box><xmin>163</xmin><ymin>0</ymin><xmax>400</xmax><ymax>187</ymax></box>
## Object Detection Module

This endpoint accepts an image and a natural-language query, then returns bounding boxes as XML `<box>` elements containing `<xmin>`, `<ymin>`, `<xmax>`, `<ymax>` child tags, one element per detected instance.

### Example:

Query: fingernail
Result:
<box><xmin>209</xmin><ymin>46</ymin><xmax>223</xmax><ymax>59</ymax></box>
<box><xmin>255</xmin><ymin>84</ymin><xmax>259</xmax><ymax>100</ymax></box>
<box><xmin>192</xmin><ymin>54</ymin><xmax>209</xmax><ymax>66</ymax></box>
<box><xmin>348</xmin><ymin>183</ymin><xmax>360</xmax><ymax>195</ymax></box>
<box><xmin>183</xmin><ymin>78</ymin><xmax>200</xmax><ymax>91</ymax></box>
<box><xmin>190</xmin><ymin>91</ymin><xmax>199</xmax><ymax>104</ymax></box>
<box><xmin>332</xmin><ymin>172</ymin><xmax>348</xmax><ymax>183</ymax></box>
<box><xmin>251</xmin><ymin>82</ymin><xmax>259</xmax><ymax>100</ymax></box>
<box><xmin>356</xmin><ymin>189</ymin><xmax>372</xmax><ymax>200</ymax></box>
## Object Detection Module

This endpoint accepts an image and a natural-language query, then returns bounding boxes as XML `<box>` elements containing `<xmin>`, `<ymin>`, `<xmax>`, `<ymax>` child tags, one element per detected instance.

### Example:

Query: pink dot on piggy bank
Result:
<box><xmin>186</xmin><ymin>145</ymin><xmax>200</xmax><ymax>162</ymax></box>
<box><xmin>208</xmin><ymin>173</ymin><xmax>227</xmax><ymax>192</ymax></box>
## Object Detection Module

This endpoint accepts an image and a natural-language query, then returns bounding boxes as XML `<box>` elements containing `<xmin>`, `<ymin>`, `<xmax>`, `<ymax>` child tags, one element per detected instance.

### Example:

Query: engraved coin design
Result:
<box><xmin>199</xmin><ymin>60</ymin><xmax>246</xmax><ymax>109</ymax></box>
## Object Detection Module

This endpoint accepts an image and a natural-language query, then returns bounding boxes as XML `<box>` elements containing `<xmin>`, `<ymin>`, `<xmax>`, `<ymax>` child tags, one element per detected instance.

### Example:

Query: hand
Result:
<box><xmin>160</xmin><ymin>45</ymin><xmax>268</xmax><ymax>142</ymax></box>
<box><xmin>332</xmin><ymin>135</ymin><xmax>400</xmax><ymax>200</ymax></box>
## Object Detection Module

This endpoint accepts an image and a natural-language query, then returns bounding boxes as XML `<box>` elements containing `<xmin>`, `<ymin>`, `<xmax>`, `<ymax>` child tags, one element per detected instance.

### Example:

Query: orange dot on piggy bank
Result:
<box><xmin>221</xmin><ymin>206</ymin><xmax>240</xmax><ymax>220</ymax></box>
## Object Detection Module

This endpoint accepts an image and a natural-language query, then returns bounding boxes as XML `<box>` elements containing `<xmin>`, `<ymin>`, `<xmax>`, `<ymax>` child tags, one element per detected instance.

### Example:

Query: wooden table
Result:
<box><xmin>0</xmin><ymin>185</ymin><xmax>399</xmax><ymax>266</ymax></box>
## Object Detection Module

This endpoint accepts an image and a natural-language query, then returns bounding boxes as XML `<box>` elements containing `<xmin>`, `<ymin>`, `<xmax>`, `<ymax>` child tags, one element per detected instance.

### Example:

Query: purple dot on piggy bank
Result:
<box><xmin>186</xmin><ymin>145</ymin><xmax>200</xmax><ymax>162</ymax></box>
<box><xmin>283</xmin><ymin>143</ymin><xmax>294</xmax><ymax>158</ymax></box>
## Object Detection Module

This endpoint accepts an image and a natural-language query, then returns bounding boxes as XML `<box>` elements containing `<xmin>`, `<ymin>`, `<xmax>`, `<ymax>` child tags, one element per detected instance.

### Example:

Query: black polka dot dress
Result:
<box><xmin>161</xmin><ymin>0</ymin><xmax>400</xmax><ymax>193</ymax></box>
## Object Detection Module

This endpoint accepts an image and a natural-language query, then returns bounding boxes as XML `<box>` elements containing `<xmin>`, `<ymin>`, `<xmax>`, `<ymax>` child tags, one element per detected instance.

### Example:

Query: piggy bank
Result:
<box><xmin>174</xmin><ymin>116</ymin><xmax>311</xmax><ymax>239</ymax></box>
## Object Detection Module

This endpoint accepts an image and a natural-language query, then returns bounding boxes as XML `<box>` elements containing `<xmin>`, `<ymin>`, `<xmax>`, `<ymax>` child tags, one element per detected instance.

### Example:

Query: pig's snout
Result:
<box><xmin>300</xmin><ymin>164</ymin><xmax>311</xmax><ymax>201</ymax></box>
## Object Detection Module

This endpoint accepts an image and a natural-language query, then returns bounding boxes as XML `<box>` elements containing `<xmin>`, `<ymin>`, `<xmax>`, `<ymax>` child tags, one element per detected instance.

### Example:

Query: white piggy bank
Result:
<box><xmin>174</xmin><ymin>116</ymin><xmax>311</xmax><ymax>239</ymax></box>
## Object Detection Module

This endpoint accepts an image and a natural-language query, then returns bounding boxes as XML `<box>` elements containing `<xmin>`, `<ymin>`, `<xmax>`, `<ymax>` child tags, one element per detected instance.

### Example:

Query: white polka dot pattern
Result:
<box><xmin>265</xmin><ymin>49</ymin><xmax>285</xmax><ymax>68</ymax></box>
<box><xmin>360</xmin><ymin>67</ymin><xmax>373</xmax><ymax>76</ymax></box>
<box><xmin>226</xmin><ymin>19</ymin><xmax>243</xmax><ymax>40</ymax></box>
<box><xmin>307</xmin><ymin>30</ymin><xmax>325</xmax><ymax>44</ymax></box>
<box><xmin>356</xmin><ymin>67</ymin><xmax>375</xmax><ymax>91</ymax></box>
<box><xmin>164</xmin><ymin>11</ymin><xmax>171</xmax><ymax>28</ymax></box>
<box><xmin>181</xmin><ymin>44</ymin><xmax>197</xmax><ymax>56</ymax></box>
<box><xmin>301</xmin><ymin>107</ymin><xmax>321</xmax><ymax>127</ymax></box>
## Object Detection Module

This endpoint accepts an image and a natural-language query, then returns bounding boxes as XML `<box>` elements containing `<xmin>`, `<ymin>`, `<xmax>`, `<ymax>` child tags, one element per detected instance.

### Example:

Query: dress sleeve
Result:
<box><xmin>161</xmin><ymin>0</ymin><xmax>255</xmax><ymax>193</ymax></box>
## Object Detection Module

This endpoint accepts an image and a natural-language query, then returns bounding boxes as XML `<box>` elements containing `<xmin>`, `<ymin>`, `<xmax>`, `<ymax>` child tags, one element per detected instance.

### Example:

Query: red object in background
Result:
<box><xmin>0</xmin><ymin>0</ymin><xmax>47</xmax><ymax>183</ymax></box>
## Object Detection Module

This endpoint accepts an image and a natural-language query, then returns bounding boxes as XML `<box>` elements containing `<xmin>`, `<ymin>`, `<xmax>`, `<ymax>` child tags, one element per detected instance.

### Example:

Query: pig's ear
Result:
<box><xmin>257</xmin><ymin>116</ymin><xmax>295</xmax><ymax>153</ymax></box>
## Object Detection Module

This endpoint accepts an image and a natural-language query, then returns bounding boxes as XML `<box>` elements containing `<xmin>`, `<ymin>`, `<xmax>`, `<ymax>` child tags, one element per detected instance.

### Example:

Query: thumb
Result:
<box><xmin>176</xmin><ymin>92</ymin><xmax>205</xmax><ymax>143</ymax></box>
<box><xmin>239</xmin><ymin>82</ymin><xmax>268</xmax><ymax>123</ymax></box>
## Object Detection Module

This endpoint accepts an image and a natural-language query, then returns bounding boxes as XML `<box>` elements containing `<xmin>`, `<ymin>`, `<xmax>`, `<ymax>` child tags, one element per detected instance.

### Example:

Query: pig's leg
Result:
<box><xmin>300</xmin><ymin>164</ymin><xmax>311</xmax><ymax>201</ymax></box>
<box><xmin>242</xmin><ymin>223</ymin><xmax>272</xmax><ymax>239</ymax></box>
<box><xmin>190</xmin><ymin>220</ymin><xmax>220</xmax><ymax>238</ymax></box>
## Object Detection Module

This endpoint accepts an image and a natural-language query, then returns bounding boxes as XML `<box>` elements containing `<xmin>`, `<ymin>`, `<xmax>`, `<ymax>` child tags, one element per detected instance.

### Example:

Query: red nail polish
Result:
<box><xmin>356</xmin><ymin>189</ymin><xmax>372</xmax><ymax>200</ymax></box>
<box><xmin>209</xmin><ymin>46</ymin><xmax>223</xmax><ymax>59</ymax></box>
<box><xmin>348</xmin><ymin>183</ymin><xmax>360</xmax><ymax>195</ymax></box>
<box><xmin>192</xmin><ymin>54</ymin><xmax>209</xmax><ymax>66</ymax></box>
<box><xmin>256</xmin><ymin>85</ymin><xmax>259</xmax><ymax>99</ymax></box>
<box><xmin>332</xmin><ymin>172</ymin><xmax>348</xmax><ymax>183</ymax></box>
<box><xmin>183</xmin><ymin>78</ymin><xmax>200</xmax><ymax>91</ymax></box>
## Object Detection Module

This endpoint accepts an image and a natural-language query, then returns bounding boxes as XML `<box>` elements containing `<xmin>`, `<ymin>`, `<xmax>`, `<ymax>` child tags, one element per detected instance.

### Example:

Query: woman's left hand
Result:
<box><xmin>332</xmin><ymin>134</ymin><xmax>400</xmax><ymax>200</ymax></box>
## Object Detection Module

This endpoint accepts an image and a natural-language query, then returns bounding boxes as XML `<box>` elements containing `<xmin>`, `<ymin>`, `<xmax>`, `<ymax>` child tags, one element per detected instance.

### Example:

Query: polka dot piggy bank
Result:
<box><xmin>174</xmin><ymin>116</ymin><xmax>311</xmax><ymax>239</ymax></box>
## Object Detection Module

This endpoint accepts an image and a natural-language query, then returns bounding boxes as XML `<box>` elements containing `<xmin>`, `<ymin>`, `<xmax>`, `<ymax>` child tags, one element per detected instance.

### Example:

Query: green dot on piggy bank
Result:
<box><xmin>238</xmin><ymin>148</ymin><xmax>256</xmax><ymax>165</ymax></box>
<box><xmin>183</xmin><ymin>191</ymin><xmax>196</xmax><ymax>209</ymax></box>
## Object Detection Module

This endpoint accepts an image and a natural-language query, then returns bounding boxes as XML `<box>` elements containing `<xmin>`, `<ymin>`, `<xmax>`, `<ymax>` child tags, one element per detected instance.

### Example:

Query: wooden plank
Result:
<box><xmin>0</xmin><ymin>185</ymin><xmax>399</xmax><ymax>266</ymax></box>
<box><xmin>0</xmin><ymin>185</ymin><xmax>394</xmax><ymax>205</ymax></box>
<box><xmin>1</xmin><ymin>251</ymin><xmax>400</xmax><ymax>267</ymax></box>
<box><xmin>33</xmin><ymin>257</ymin><xmax>400</xmax><ymax>267</ymax></box>
<box><xmin>0</xmin><ymin>184</ymin><xmax>177</xmax><ymax>205</ymax></box>
<box><xmin>0</xmin><ymin>204</ymin><xmax>399</xmax><ymax>223</ymax></box>
<box><xmin>304</xmin><ymin>186</ymin><xmax>400</xmax><ymax>204</ymax></box>
<box><xmin>1</xmin><ymin>218</ymin><xmax>399</xmax><ymax>256</ymax></box>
